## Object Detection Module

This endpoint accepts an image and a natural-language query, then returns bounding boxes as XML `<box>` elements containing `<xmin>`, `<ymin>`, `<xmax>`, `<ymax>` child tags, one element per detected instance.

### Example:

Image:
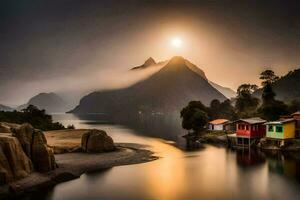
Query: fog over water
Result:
<box><xmin>1</xmin><ymin>0</ymin><xmax>300</xmax><ymax>105</ymax></box>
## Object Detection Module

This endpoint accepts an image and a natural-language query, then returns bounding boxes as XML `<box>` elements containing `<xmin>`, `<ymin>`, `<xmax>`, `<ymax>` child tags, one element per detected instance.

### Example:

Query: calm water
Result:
<box><xmin>29</xmin><ymin>114</ymin><xmax>300</xmax><ymax>200</ymax></box>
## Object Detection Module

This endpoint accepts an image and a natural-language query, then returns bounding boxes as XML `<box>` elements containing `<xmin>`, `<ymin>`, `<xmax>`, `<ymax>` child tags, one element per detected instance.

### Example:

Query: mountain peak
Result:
<box><xmin>168</xmin><ymin>56</ymin><xmax>185</xmax><ymax>65</ymax></box>
<box><xmin>144</xmin><ymin>57</ymin><xmax>156</xmax><ymax>66</ymax></box>
<box><xmin>131</xmin><ymin>57</ymin><xmax>156</xmax><ymax>70</ymax></box>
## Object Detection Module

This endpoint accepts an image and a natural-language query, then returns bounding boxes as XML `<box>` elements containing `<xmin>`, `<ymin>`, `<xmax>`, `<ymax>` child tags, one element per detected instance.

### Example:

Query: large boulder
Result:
<box><xmin>0</xmin><ymin>135</ymin><xmax>32</xmax><ymax>185</ymax></box>
<box><xmin>11</xmin><ymin>124</ymin><xmax>56</xmax><ymax>172</ymax></box>
<box><xmin>81</xmin><ymin>129</ymin><xmax>115</xmax><ymax>153</ymax></box>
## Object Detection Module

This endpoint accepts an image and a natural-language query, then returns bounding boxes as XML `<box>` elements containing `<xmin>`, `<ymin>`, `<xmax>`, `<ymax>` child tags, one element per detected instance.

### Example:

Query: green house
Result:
<box><xmin>265</xmin><ymin>119</ymin><xmax>296</xmax><ymax>139</ymax></box>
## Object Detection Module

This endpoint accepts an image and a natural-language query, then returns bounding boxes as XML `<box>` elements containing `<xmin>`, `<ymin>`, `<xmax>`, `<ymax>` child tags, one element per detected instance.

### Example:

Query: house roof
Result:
<box><xmin>292</xmin><ymin>111</ymin><xmax>300</xmax><ymax>116</ymax></box>
<box><xmin>208</xmin><ymin>119</ymin><xmax>229</xmax><ymax>125</ymax></box>
<box><xmin>265</xmin><ymin>118</ymin><xmax>296</xmax><ymax>125</ymax></box>
<box><xmin>236</xmin><ymin>117</ymin><xmax>266</xmax><ymax>124</ymax></box>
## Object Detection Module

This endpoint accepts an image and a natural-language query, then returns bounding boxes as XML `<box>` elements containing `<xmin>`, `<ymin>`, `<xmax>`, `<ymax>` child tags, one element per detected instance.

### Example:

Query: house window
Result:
<box><xmin>246</xmin><ymin>125</ymin><xmax>249</xmax><ymax>130</ymax></box>
<box><xmin>276</xmin><ymin>126</ymin><xmax>283</xmax><ymax>133</ymax></box>
<box><xmin>268</xmin><ymin>125</ymin><xmax>273</xmax><ymax>132</ymax></box>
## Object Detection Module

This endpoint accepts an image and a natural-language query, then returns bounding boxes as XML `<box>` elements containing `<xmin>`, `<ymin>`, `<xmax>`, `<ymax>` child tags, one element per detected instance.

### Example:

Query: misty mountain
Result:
<box><xmin>209</xmin><ymin>81</ymin><xmax>236</xmax><ymax>99</ymax></box>
<box><xmin>131</xmin><ymin>57</ymin><xmax>157</xmax><ymax>70</ymax></box>
<box><xmin>70</xmin><ymin>56</ymin><xmax>227</xmax><ymax>114</ymax></box>
<box><xmin>131</xmin><ymin>57</ymin><xmax>236</xmax><ymax>99</ymax></box>
<box><xmin>254</xmin><ymin>69</ymin><xmax>300</xmax><ymax>101</ymax></box>
<box><xmin>18</xmin><ymin>92</ymin><xmax>67</xmax><ymax>113</ymax></box>
<box><xmin>0</xmin><ymin>104</ymin><xmax>14</xmax><ymax>112</ymax></box>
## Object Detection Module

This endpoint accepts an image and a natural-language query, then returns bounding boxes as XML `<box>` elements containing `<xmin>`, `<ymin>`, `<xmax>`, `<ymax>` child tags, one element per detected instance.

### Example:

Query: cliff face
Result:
<box><xmin>0</xmin><ymin>135</ymin><xmax>33</xmax><ymax>184</ymax></box>
<box><xmin>12</xmin><ymin>124</ymin><xmax>56</xmax><ymax>172</ymax></box>
<box><xmin>0</xmin><ymin>123</ymin><xmax>56</xmax><ymax>185</ymax></box>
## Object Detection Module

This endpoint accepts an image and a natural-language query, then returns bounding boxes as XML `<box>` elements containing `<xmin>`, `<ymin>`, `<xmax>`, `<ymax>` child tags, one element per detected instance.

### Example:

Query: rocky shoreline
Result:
<box><xmin>0</xmin><ymin>126</ymin><xmax>158</xmax><ymax>199</ymax></box>
<box><xmin>1</xmin><ymin>143</ymin><xmax>157</xmax><ymax>199</ymax></box>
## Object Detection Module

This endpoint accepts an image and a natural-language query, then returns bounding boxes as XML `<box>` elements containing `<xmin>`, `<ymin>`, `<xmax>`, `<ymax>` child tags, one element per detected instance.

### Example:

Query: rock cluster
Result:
<box><xmin>12</xmin><ymin>124</ymin><xmax>56</xmax><ymax>172</ymax></box>
<box><xmin>0</xmin><ymin>136</ymin><xmax>32</xmax><ymax>185</ymax></box>
<box><xmin>81</xmin><ymin>129</ymin><xmax>115</xmax><ymax>153</ymax></box>
<box><xmin>0</xmin><ymin>122</ymin><xmax>19</xmax><ymax>133</ymax></box>
<box><xmin>0</xmin><ymin>123</ymin><xmax>56</xmax><ymax>185</ymax></box>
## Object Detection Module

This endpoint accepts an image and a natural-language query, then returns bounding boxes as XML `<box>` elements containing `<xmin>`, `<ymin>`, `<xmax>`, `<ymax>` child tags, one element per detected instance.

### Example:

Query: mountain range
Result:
<box><xmin>4</xmin><ymin>58</ymin><xmax>300</xmax><ymax>116</ymax></box>
<box><xmin>70</xmin><ymin>56</ymin><xmax>227</xmax><ymax>114</ymax></box>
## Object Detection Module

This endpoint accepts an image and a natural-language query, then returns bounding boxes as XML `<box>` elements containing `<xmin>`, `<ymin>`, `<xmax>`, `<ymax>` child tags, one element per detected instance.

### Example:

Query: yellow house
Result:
<box><xmin>265</xmin><ymin>119</ymin><xmax>296</xmax><ymax>139</ymax></box>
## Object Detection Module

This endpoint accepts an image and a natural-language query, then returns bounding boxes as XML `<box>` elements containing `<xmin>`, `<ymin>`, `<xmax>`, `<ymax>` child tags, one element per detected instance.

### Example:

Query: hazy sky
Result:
<box><xmin>1</xmin><ymin>0</ymin><xmax>300</xmax><ymax>105</ymax></box>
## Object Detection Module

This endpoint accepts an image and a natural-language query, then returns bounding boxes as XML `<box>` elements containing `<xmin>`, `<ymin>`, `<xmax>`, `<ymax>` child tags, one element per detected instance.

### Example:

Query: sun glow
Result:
<box><xmin>170</xmin><ymin>37</ymin><xmax>183</xmax><ymax>48</ymax></box>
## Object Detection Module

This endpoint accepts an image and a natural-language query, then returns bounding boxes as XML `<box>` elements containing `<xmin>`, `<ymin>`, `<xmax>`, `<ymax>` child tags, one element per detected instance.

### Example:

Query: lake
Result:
<box><xmin>27</xmin><ymin>114</ymin><xmax>300</xmax><ymax>200</ymax></box>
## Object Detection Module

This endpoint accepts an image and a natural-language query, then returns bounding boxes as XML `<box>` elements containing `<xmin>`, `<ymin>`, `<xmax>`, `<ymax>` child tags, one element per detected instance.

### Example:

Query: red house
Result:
<box><xmin>236</xmin><ymin>117</ymin><xmax>266</xmax><ymax>138</ymax></box>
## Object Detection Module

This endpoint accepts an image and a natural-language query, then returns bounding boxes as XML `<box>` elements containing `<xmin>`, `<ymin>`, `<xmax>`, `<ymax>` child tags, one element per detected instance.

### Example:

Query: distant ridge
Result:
<box><xmin>209</xmin><ymin>81</ymin><xmax>236</xmax><ymax>99</ymax></box>
<box><xmin>0</xmin><ymin>104</ymin><xmax>14</xmax><ymax>112</ymax></box>
<box><xmin>131</xmin><ymin>57</ymin><xmax>156</xmax><ymax>70</ymax></box>
<box><xmin>18</xmin><ymin>92</ymin><xmax>67</xmax><ymax>113</ymax></box>
<box><xmin>70</xmin><ymin>56</ymin><xmax>227</xmax><ymax>114</ymax></box>
<box><xmin>254</xmin><ymin>68</ymin><xmax>300</xmax><ymax>101</ymax></box>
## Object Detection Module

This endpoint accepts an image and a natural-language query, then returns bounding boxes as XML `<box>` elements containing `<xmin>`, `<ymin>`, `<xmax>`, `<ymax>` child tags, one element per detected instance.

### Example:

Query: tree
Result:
<box><xmin>0</xmin><ymin>105</ymin><xmax>65</xmax><ymax>130</ymax></box>
<box><xmin>288</xmin><ymin>99</ymin><xmax>300</xmax><ymax>113</ymax></box>
<box><xmin>261</xmin><ymin>83</ymin><xmax>276</xmax><ymax>104</ymax></box>
<box><xmin>235</xmin><ymin>84</ymin><xmax>260</xmax><ymax>117</ymax></box>
<box><xmin>180</xmin><ymin>101</ymin><xmax>209</xmax><ymax>133</ymax></box>
<box><xmin>209</xmin><ymin>99</ymin><xmax>221</xmax><ymax>119</ymax></box>
<box><xmin>209</xmin><ymin>99</ymin><xmax>237</xmax><ymax>120</ymax></box>
<box><xmin>219</xmin><ymin>99</ymin><xmax>238</xmax><ymax>120</ymax></box>
<box><xmin>260</xmin><ymin>69</ymin><xmax>279</xmax><ymax>86</ymax></box>
<box><xmin>258</xmin><ymin>101</ymin><xmax>288</xmax><ymax>121</ymax></box>
<box><xmin>258</xmin><ymin>70</ymin><xmax>288</xmax><ymax>120</ymax></box>
<box><xmin>259</xmin><ymin>70</ymin><xmax>279</xmax><ymax>104</ymax></box>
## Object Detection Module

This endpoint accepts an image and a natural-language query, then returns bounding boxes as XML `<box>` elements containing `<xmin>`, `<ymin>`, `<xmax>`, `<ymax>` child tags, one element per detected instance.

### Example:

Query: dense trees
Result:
<box><xmin>0</xmin><ymin>105</ymin><xmax>65</xmax><ymax>131</ymax></box>
<box><xmin>181</xmin><ymin>99</ymin><xmax>237</xmax><ymax>134</ymax></box>
<box><xmin>257</xmin><ymin>70</ymin><xmax>288</xmax><ymax>120</ymax></box>
<box><xmin>289</xmin><ymin>99</ymin><xmax>300</xmax><ymax>113</ymax></box>
<box><xmin>180</xmin><ymin>101</ymin><xmax>209</xmax><ymax>133</ymax></box>
<box><xmin>181</xmin><ymin>69</ymin><xmax>300</xmax><ymax>134</ymax></box>
<box><xmin>235</xmin><ymin>84</ymin><xmax>260</xmax><ymax>118</ymax></box>
<box><xmin>209</xmin><ymin>99</ymin><xmax>237</xmax><ymax>120</ymax></box>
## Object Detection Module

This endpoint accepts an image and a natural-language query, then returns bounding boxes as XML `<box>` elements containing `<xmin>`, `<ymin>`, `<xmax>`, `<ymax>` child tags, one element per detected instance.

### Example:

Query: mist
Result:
<box><xmin>1</xmin><ymin>61</ymin><xmax>163</xmax><ymax>107</ymax></box>
<box><xmin>1</xmin><ymin>0</ymin><xmax>300</xmax><ymax>106</ymax></box>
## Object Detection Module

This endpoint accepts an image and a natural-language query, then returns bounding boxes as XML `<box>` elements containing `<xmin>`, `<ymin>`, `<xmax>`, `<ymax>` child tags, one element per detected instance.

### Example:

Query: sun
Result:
<box><xmin>170</xmin><ymin>37</ymin><xmax>183</xmax><ymax>48</ymax></box>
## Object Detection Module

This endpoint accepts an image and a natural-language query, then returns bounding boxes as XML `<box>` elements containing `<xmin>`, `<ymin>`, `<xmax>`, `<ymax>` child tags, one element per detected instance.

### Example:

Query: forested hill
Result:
<box><xmin>254</xmin><ymin>68</ymin><xmax>300</xmax><ymax>101</ymax></box>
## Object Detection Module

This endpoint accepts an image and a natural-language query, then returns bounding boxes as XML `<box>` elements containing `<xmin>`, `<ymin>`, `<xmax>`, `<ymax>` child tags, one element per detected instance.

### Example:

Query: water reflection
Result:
<box><xmin>30</xmin><ymin>114</ymin><xmax>300</xmax><ymax>200</ymax></box>
<box><xmin>235</xmin><ymin>149</ymin><xmax>266</xmax><ymax>167</ymax></box>
<box><xmin>265</xmin><ymin>151</ymin><xmax>300</xmax><ymax>182</ymax></box>
<box><xmin>53</xmin><ymin>113</ymin><xmax>185</xmax><ymax>144</ymax></box>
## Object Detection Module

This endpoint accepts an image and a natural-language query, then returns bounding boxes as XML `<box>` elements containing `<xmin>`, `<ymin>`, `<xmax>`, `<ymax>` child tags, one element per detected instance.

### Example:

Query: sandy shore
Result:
<box><xmin>0</xmin><ymin>129</ymin><xmax>158</xmax><ymax>199</ymax></box>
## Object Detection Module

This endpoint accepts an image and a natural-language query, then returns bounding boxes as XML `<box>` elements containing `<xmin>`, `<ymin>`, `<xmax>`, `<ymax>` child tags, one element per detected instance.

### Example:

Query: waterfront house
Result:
<box><xmin>291</xmin><ymin>111</ymin><xmax>300</xmax><ymax>137</ymax></box>
<box><xmin>265</xmin><ymin>119</ymin><xmax>296</xmax><ymax>140</ymax></box>
<box><xmin>208</xmin><ymin>119</ymin><xmax>229</xmax><ymax>131</ymax></box>
<box><xmin>236</xmin><ymin>117</ymin><xmax>266</xmax><ymax>138</ymax></box>
<box><xmin>226</xmin><ymin>118</ymin><xmax>266</xmax><ymax>147</ymax></box>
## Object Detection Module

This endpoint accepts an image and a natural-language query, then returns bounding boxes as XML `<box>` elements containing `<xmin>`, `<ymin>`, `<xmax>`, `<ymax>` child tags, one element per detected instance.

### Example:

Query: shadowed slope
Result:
<box><xmin>71</xmin><ymin>56</ymin><xmax>227</xmax><ymax>114</ymax></box>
